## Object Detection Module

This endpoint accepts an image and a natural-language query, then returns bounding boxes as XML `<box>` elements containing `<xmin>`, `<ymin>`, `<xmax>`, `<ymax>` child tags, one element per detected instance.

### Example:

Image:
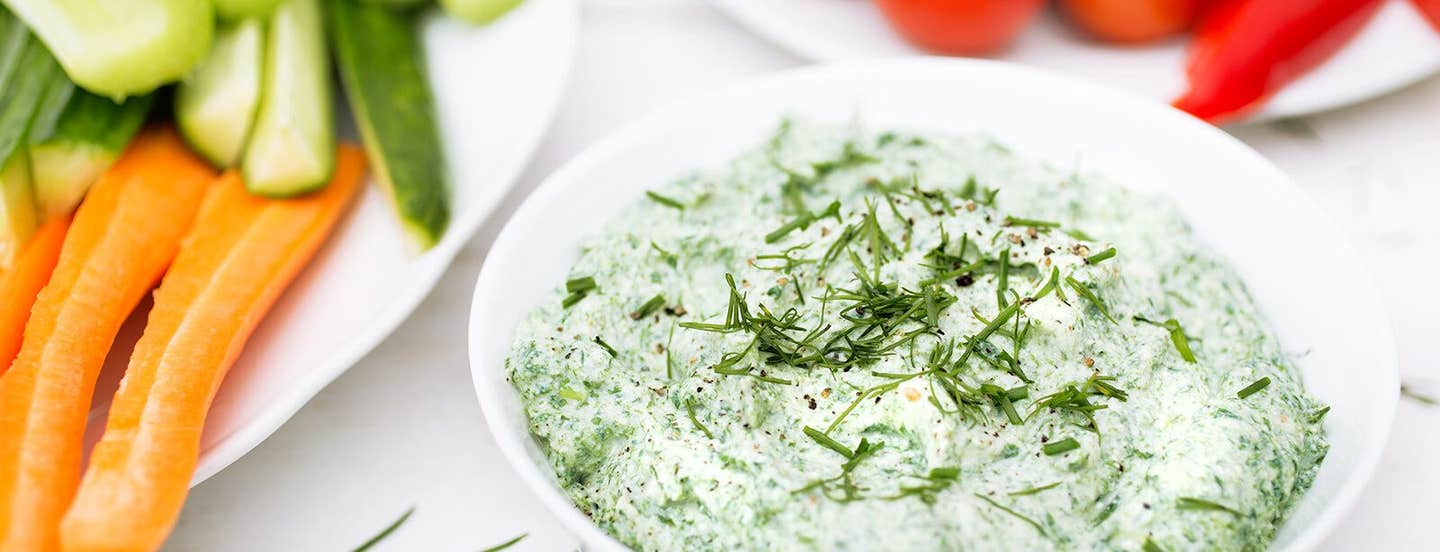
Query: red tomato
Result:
<box><xmin>1061</xmin><ymin>0</ymin><xmax>1207</xmax><ymax>44</ymax></box>
<box><xmin>875</xmin><ymin>0</ymin><xmax>1045</xmax><ymax>55</ymax></box>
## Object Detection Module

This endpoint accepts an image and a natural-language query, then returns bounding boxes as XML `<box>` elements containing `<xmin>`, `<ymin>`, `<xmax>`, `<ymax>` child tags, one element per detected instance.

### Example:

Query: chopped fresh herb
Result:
<box><xmin>958</xmin><ymin>176</ymin><xmax>999</xmax><ymax>206</ymax></box>
<box><xmin>1064</xmin><ymin>228</ymin><xmax>1096</xmax><ymax>241</ymax></box>
<box><xmin>686</xmin><ymin>400</ymin><xmax>714</xmax><ymax>439</ymax></box>
<box><xmin>1177</xmin><ymin>497</ymin><xmax>1240</xmax><ymax>515</ymax></box>
<box><xmin>1401</xmin><ymin>381</ymin><xmax>1438</xmax><ymax>406</ymax></box>
<box><xmin>1135</xmin><ymin>317</ymin><xmax>1196</xmax><ymax>363</ymax></box>
<box><xmin>480</xmin><ymin>533</ymin><xmax>529</xmax><ymax>552</ymax></box>
<box><xmin>1308</xmin><ymin>406</ymin><xmax>1331</xmax><ymax>423</ymax></box>
<box><xmin>1066</xmin><ymin>277</ymin><xmax>1117</xmax><ymax>324</ymax></box>
<box><xmin>973</xmin><ymin>493</ymin><xmax>1046</xmax><ymax>535</ymax></box>
<box><xmin>1143</xmin><ymin>538</ymin><xmax>1166</xmax><ymax>552</ymax></box>
<box><xmin>1042</xmin><ymin>437</ymin><xmax>1080</xmax><ymax>456</ymax></box>
<box><xmin>792</xmin><ymin>438</ymin><xmax>883</xmax><ymax>503</ymax></box>
<box><xmin>352</xmin><ymin>507</ymin><xmax>415</xmax><ymax>552</ymax></box>
<box><xmin>1085</xmin><ymin>247</ymin><xmax>1116</xmax><ymax>265</ymax></box>
<box><xmin>1008</xmin><ymin>481</ymin><xmax>1061</xmax><ymax>496</ymax></box>
<box><xmin>566</xmin><ymin>276</ymin><xmax>596</xmax><ymax>293</ymax></box>
<box><xmin>982</xmin><ymin>383</ymin><xmax>1024</xmax><ymax>425</ymax></box>
<box><xmin>645</xmin><ymin>190</ymin><xmax>686</xmax><ymax>210</ymax></box>
<box><xmin>561</xmin><ymin>292</ymin><xmax>588</xmax><ymax>309</ymax></box>
<box><xmin>592</xmin><ymin>336</ymin><xmax>618</xmax><ymax>358</ymax></box>
<box><xmin>765</xmin><ymin>200</ymin><xmax>841</xmax><ymax>243</ymax></box>
<box><xmin>558</xmin><ymin>387</ymin><xmax>585</xmax><ymax>402</ymax></box>
<box><xmin>996</xmin><ymin>247</ymin><xmax>1011</xmax><ymax>310</ymax></box>
<box><xmin>664</xmin><ymin>323</ymin><xmax>677</xmax><ymax>379</ymax></box>
<box><xmin>1003</xmin><ymin>216</ymin><xmax>1061</xmax><ymax>229</ymax></box>
<box><xmin>1236</xmin><ymin>377</ymin><xmax>1271</xmax><ymax>399</ymax></box>
<box><xmin>650</xmin><ymin>241</ymin><xmax>679</xmax><ymax>268</ymax></box>
<box><xmin>804</xmin><ymin>426</ymin><xmax>854</xmax><ymax>458</ymax></box>
<box><xmin>630</xmin><ymin>294</ymin><xmax>666</xmax><ymax>320</ymax></box>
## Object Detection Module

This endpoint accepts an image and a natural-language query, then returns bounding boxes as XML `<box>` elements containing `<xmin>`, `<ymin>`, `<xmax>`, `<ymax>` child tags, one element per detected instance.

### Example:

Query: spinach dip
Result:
<box><xmin>506</xmin><ymin>121</ymin><xmax>1329</xmax><ymax>551</ymax></box>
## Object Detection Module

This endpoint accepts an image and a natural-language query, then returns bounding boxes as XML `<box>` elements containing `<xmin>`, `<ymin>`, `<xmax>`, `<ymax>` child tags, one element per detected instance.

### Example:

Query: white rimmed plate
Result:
<box><xmin>77</xmin><ymin>0</ymin><xmax>578</xmax><ymax>486</ymax></box>
<box><xmin>709</xmin><ymin>0</ymin><xmax>1440</xmax><ymax>122</ymax></box>
<box><xmin>469</xmin><ymin>59</ymin><xmax>1397</xmax><ymax>551</ymax></box>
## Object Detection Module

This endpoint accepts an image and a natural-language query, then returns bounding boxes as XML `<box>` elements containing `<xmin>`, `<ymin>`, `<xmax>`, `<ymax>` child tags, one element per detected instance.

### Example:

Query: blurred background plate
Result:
<box><xmin>81</xmin><ymin>0</ymin><xmax>579</xmax><ymax>486</ymax></box>
<box><xmin>710</xmin><ymin>0</ymin><xmax>1440</xmax><ymax>122</ymax></box>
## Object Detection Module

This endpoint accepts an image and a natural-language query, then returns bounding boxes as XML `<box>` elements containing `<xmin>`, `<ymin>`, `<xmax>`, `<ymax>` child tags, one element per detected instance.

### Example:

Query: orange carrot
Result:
<box><xmin>0</xmin><ymin>127</ymin><xmax>214</xmax><ymax>552</ymax></box>
<box><xmin>0</xmin><ymin>217</ymin><xmax>68</xmax><ymax>377</ymax></box>
<box><xmin>59</xmin><ymin>147</ymin><xmax>366</xmax><ymax>552</ymax></box>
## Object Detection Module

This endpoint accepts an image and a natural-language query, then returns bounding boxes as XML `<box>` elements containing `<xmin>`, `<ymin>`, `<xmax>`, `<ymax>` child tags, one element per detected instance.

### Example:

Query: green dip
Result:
<box><xmin>507</xmin><ymin>121</ymin><xmax>1328</xmax><ymax>551</ymax></box>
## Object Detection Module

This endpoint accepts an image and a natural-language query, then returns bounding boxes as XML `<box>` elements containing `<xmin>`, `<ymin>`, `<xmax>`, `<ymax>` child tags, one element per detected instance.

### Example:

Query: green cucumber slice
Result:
<box><xmin>3</xmin><ymin>0</ymin><xmax>212</xmax><ymax>99</ymax></box>
<box><xmin>440</xmin><ymin>0</ymin><xmax>524</xmax><ymax>24</ymax></box>
<box><xmin>242</xmin><ymin>0</ymin><xmax>334</xmax><ymax>197</ymax></box>
<box><xmin>214</xmin><ymin>0</ymin><xmax>285</xmax><ymax>19</ymax></box>
<box><xmin>328</xmin><ymin>0</ymin><xmax>450</xmax><ymax>248</ymax></box>
<box><xmin>176</xmin><ymin>20</ymin><xmax>264</xmax><ymax>169</ymax></box>
<box><xmin>28</xmin><ymin>91</ymin><xmax>152</xmax><ymax>220</ymax></box>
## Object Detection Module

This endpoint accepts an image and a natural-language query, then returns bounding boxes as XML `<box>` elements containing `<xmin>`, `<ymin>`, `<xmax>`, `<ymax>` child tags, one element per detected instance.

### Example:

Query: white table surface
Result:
<box><xmin>164</xmin><ymin>1</ymin><xmax>1440</xmax><ymax>549</ymax></box>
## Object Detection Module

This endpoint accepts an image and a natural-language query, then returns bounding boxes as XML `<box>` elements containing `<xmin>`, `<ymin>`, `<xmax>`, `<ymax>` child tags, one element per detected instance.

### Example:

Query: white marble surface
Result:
<box><xmin>164</xmin><ymin>1</ymin><xmax>1440</xmax><ymax>549</ymax></box>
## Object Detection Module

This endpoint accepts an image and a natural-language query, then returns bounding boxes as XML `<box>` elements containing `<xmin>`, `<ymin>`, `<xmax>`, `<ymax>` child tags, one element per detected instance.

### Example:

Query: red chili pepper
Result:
<box><xmin>1412</xmin><ymin>0</ymin><xmax>1440</xmax><ymax>32</ymax></box>
<box><xmin>1173</xmin><ymin>0</ymin><xmax>1384</xmax><ymax>124</ymax></box>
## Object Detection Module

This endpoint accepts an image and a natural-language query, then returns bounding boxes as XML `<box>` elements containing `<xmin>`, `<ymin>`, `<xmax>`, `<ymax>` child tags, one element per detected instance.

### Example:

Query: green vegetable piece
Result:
<box><xmin>177</xmin><ymin>20</ymin><xmax>264</xmax><ymax>168</ymax></box>
<box><xmin>0</xmin><ymin>29</ymin><xmax>60</xmax><ymax>267</ymax></box>
<box><xmin>4</xmin><ymin>0</ymin><xmax>212</xmax><ymax>98</ymax></box>
<box><xmin>441</xmin><ymin>0</ymin><xmax>524</xmax><ymax>24</ymax></box>
<box><xmin>328</xmin><ymin>0</ymin><xmax>452</xmax><ymax>247</ymax></box>
<box><xmin>244</xmin><ymin>0</ymin><xmax>335</xmax><ymax>197</ymax></box>
<box><xmin>214</xmin><ymin>0</ymin><xmax>285</xmax><ymax>19</ymax></box>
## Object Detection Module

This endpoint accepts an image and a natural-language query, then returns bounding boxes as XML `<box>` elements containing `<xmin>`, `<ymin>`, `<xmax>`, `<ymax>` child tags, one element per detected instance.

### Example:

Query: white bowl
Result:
<box><xmin>469</xmin><ymin>59</ymin><xmax>1397</xmax><ymax>551</ymax></box>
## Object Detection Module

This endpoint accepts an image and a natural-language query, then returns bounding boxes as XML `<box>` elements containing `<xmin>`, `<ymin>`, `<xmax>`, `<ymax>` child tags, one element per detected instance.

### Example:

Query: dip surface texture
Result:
<box><xmin>506</xmin><ymin>122</ymin><xmax>1328</xmax><ymax>551</ymax></box>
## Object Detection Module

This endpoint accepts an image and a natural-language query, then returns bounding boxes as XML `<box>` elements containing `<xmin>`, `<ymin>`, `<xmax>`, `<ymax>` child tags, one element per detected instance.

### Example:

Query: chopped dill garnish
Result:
<box><xmin>1042</xmin><ymin>437</ymin><xmax>1080</xmax><ymax>455</ymax></box>
<box><xmin>1143</xmin><ymin>538</ymin><xmax>1166</xmax><ymax>552</ymax></box>
<box><xmin>592</xmin><ymin>336</ymin><xmax>618</xmax><ymax>358</ymax></box>
<box><xmin>686</xmin><ymin>400</ymin><xmax>714</xmax><ymax>439</ymax></box>
<box><xmin>479</xmin><ymin>533</ymin><xmax>529</xmax><ymax>552</ymax></box>
<box><xmin>1085</xmin><ymin>247</ymin><xmax>1117</xmax><ymax>265</ymax></box>
<box><xmin>645</xmin><ymin>190</ymin><xmax>686</xmax><ymax>210</ymax></box>
<box><xmin>1308</xmin><ymin>406</ymin><xmax>1331</xmax><ymax>423</ymax></box>
<box><xmin>1177</xmin><ymin>497</ymin><xmax>1241</xmax><ymax>515</ymax></box>
<box><xmin>792</xmin><ymin>438</ymin><xmax>883</xmax><ymax>503</ymax></box>
<box><xmin>1003</xmin><ymin>216</ymin><xmax>1062</xmax><ymax>229</ymax></box>
<box><xmin>982</xmin><ymin>383</ymin><xmax>1024</xmax><ymax>425</ymax></box>
<box><xmin>352</xmin><ymin>507</ymin><xmax>415</xmax><ymax>552</ymax></box>
<box><xmin>1066</xmin><ymin>276</ymin><xmax>1117</xmax><ymax>324</ymax></box>
<box><xmin>882</xmin><ymin>466</ymin><xmax>961</xmax><ymax>504</ymax></box>
<box><xmin>1008</xmin><ymin>481</ymin><xmax>1061</xmax><ymax>496</ymax></box>
<box><xmin>1135</xmin><ymin>316</ymin><xmax>1197</xmax><ymax>363</ymax></box>
<box><xmin>973</xmin><ymin>493</ymin><xmax>1047</xmax><ymax>536</ymax></box>
<box><xmin>630</xmin><ymin>294</ymin><xmax>666</xmax><ymax>320</ymax></box>
<box><xmin>958</xmin><ymin>176</ymin><xmax>999</xmax><ymax>206</ymax></box>
<box><xmin>766</xmin><ymin>200</ymin><xmax>841</xmax><ymax>243</ymax></box>
<box><xmin>804</xmin><ymin>426</ymin><xmax>854</xmax><ymax>458</ymax></box>
<box><xmin>650</xmin><ymin>241</ymin><xmax>678</xmax><ymax>268</ymax></box>
<box><xmin>1236</xmin><ymin>377</ymin><xmax>1271</xmax><ymax>399</ymax></box>
<box><xmin>664</xmin><ymin>322</ymin><xmax>677</xmax><ymax>379</ymax></box>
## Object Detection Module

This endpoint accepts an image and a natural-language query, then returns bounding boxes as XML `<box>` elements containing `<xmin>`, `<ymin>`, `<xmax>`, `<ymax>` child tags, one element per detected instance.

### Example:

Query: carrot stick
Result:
<box><xmin>0</xmin><ymin>127</ymin><xmax>214</xmax><ymax>552</ymax></box>
<box><xmin>0</xmin><ymin>217</ymin><xmax>68</xmax><ymax>377</ymax></box>
<box><xmin>59</xmin><ymin>146</ymin><xmax>365</xmax><ymax>552</ymax></box>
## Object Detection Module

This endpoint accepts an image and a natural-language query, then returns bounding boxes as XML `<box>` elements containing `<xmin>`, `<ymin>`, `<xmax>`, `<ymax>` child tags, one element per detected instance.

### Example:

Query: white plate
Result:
<box><xmin>470</xmin><ymin>59</ymin><xmax>1398</xmax><ymax>551</ymax></box>
<box><xmin>710</xmin><ymin>0</ymin><xmax>1440</xmax><ymax>122</ymax></box>
<box><xmin>77</xmin><ymin>0</ymin><xmax>578</xmax><ymax>485</ymax></box>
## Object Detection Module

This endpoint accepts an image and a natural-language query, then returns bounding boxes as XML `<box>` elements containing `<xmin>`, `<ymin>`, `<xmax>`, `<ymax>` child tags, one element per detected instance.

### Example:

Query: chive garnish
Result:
<box><xmin>562</xmin><ymin>277</ymin><xmax>598</xmax><ymax>308</ymax></box>
<box><xmin>1003</xmin><ymin>216</ymin><xmax>1061</xmax><ymax>229</ymax></box>
<box><xmin>1065</xmin><ymin>277</ymin><xmax>1117</xmax><ymax>324</ymax></box>
<box><xmin>1142</xmin><ymin>538</ymin><xmax>1166</xmax><ymax>552</ymax></box>
<box><xmin>645</xmin><ymin>190</ymin><xmax>686</xmax><ymax>210</ymax></box>
<box><xmin>352</xmin><ymin>507</ymin><xmax>415</xmax><ymax>552</ymax></box>
<box><xmin>558</xmin><ymin>387</ymin><xmax>584</xmax><ymax>402</ymax></box>
<box><xmin>804</xmin><ymin>426</ymin><xmax>854</xmax><ymax>458</ymax></box>
<box><xmin>664</xmin><ymin>323</ymin><xmax>677</xmax><ymax>379</ymax></box>
<box><xmin>592</xmin><ymin>336</ymin><xmax>617</xmax><ymax>358</ymax></box>
<box><xmin>1042</xmin><ymin>437</ymin><xmax>1080</xmax><ymax>456</ymax></box>
<box><xmin>996</xmin><ymin>247</ymin><xmax>1011</xmax><ymax>309</ymax></box>
<box><xmin>1177</xmin><ymin>497</ymin><xmax>1240</xmax><ymax>515</ymax></box>
<box><xmin>973</xmin><ymin>493</ymin><xmax>1047</xmax><ymax>535</ymax></box>
<box><xmin>686</xmin><ymin>400</ymin><xmax>714</xmax><ymax>439</ymax></box>
<box><xmin>1401</xmin><ymin>382</ymin><xmax>1438</xmax><ymax>406</ymax></box>
<box><xmin>1008</xmin><ymin>481</ymin><xmax>1061</xmax><ymax>497</ymax></box>
<box><xmin>561</xmin><ymin>292</ymin><xmax>587</xmax><ymax>309</ymax></box>
<box><xmin>1236</xmin><ymin>377</ymin><xmax>1271</xmax><ymax>399</ymax></box>
<box><xmin>480</xmin><ymin>534</ymin><xmax>529</xmax><ymax>552</ymax></box>
<box><xmin>1308</xmin><ymin>406</ymin><xmax>1331</xmax><ymax>423</ymax></box>
<box><xmin>1085</xmin><ymin>247</ymin><xmax>1116</xmax><ymax>265</ymax></box>
<box><xmin>630</xmin><ymin>294</ymin><xmax>666</xmax><ymax>320</ymax></box>
<box><xmin>650</xmin><ymin>241</ymin><xmax>679</xmax><ymax>268</ymax></box>
<box><xmin>1064</xmin><ymin>228</ymin><xmax>1095</xmax><ymax>241</ymax></box>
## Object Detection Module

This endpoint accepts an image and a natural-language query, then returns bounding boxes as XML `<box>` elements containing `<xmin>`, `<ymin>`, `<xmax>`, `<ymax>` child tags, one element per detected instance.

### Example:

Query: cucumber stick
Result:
<box><xmin>328</xmin><ymin>0</ymin><xmax>450</xmax><ymax>248</ymax></box>
<box><xmin>177</xmin><ymin>20</ymin><xmax>264</xmax><ymax>169</ymax></box>
<box><xmin>28</xmin><ymin>91</ymin><xmax>152</xmax><ymax>220</ymax></box>
<box><xmin>0</xmin><ymin>28</ymin><xmax>63</xmax><ymax>268</ymax></box>
<box><xmin>3</xmin><ymin>0</ymin><xmax>212</xmax><ymax>99</ymax></box>
<box><xmin>441</xmin><ymin>0</ymin><xmax>524</xmax><ymax>24</ymax></box>
<box><xmin>214</xmin><ymin>0</ymin><xmax>285</xmax><ymax>19</ymax></box>
<box><xmin>243</xmin><ymin>0</ymin><xmax>334</xmax><ymax>197</ymax></box>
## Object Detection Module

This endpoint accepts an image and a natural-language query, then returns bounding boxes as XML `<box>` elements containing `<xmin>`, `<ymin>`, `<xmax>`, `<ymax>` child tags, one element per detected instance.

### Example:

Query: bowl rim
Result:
<box><xmin>468</xmin><ymin>57</ymin><xmax>1398</xmax><ymax>552</ymax></box>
